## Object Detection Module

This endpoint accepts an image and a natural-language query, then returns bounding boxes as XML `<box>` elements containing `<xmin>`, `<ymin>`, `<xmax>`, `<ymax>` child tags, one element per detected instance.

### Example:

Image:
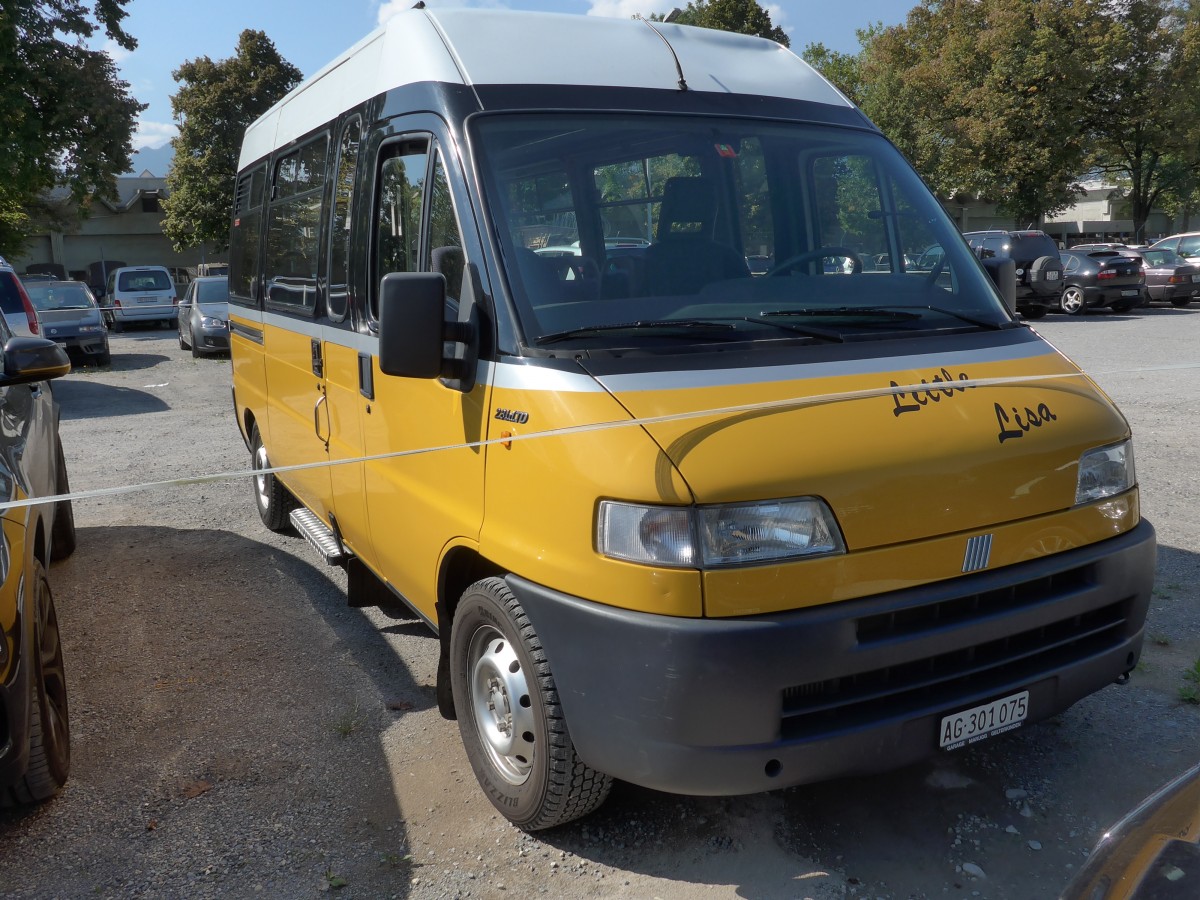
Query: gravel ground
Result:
<box><xmin>0</xmin><ymin>307</ymin><xmax>1197</xmax><ymax>900</ymax></box>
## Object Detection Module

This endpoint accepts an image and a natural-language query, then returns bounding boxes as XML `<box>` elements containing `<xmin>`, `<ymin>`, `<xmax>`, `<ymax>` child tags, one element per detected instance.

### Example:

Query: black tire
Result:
<box><xmin>250</xmin><ymin>423</ymin><xmax>296</xmax><ymax>532</ymax></box>
<box><xmin>90</xmin><ymin>350</ymin><xmax>111</xmax><ymax>367</ymax></box>
<box><xmin>178</xmin><ymin>327</ymin><xmax>188</xmax><ymax>350</ymax></box>
<box><xmin>1060</xmin><ymin>285</ymin><xmax>1087</xmax><ymax>316</ymax></box>
<box><xmin>50</xmin><ymin>438</ymin><xmax>76</xmax><ymax>562</ymax></box>
<box><xmin>2</xmin><ymin>558</ymin><xmax>70</xmax><ymax>805</ymax></box>
<box><xmin>1111</xmin><ymin>301</ymin><xmax>1136</xmax><ymax>314</ymax></box>
<box><xmin>190</xmin><ymin>330</ymin><xmax>200</xmax><ymax>358</ymax></box>
<box><xmin>450</xmin><ymin>577</ymin><xmax>612</xmax><ymax>830</ymax></box>
<box><xmin>1172</xmin><ymin>298</ymin><xmax>1193</xmax><ymax>307</ymax></box>
<box><xmin>1021</xmin><ymin>306</ymin><xmax>1048</xmax><ymax>320</ymax></box>
<box><xmin>112</xmin><ymin>321</ymin><xmax>123</xmax><ymax>333</ymax></box>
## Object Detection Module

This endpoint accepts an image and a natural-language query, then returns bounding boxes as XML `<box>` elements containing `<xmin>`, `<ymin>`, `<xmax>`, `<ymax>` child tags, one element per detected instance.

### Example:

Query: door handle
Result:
<box><xmin>313</xmin><ymin>391</ymin><xmax>330</xmax><ymax>449</ymax></box>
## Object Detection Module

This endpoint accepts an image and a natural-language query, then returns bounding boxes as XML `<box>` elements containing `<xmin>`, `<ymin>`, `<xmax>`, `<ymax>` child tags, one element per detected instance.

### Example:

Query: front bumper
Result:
<box><xmin>510</xmin><ymin>520</ymin><xmax>1156</xmax><ymax>797</ymax></box>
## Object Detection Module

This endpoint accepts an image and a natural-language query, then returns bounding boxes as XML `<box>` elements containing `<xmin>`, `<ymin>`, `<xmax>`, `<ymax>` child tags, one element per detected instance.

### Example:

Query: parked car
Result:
<box><xmin>23</xmin><ymin>281</ymin><xmax>111</xmax><ymax>366</ymax></box>
<box><xmin>0</xmin><ymin>313</ymin><xmax>76</xmax><ymax>806</ymax></box>
<box><xmin>1149</xmin><ymin>231</ymin><xmax>1200</xmax><ymax>260</ymax></box>
<box><xmin>0</xmin><ymin>257</ymin><xmax>43</xmax><ymax>338</ymax></box>
<box><xmin>177</xmin><ymin>276</ymin><xmax>230</xmax><ymax>357</ymax></box>
<box><xmin>962</xmin><ymin>229</ymin><xmax>1063</xmax><ymax>318</ymax></box>
<box><xmin>1057</xmin><ymin>249</ymin><xmax>1146</xmax><ymax>314</ymax></box>
<box><xmin>1138</xmin><ymin>247</ymin><xmax>1199</xmax><ymax>307</ymax></box>
<box><xmin>1061</xmin><ymin>761</ymin><xmax>1200</xmax><ymax>899</ymax></box>
<box><xmin>103</xmin><ymin>265</ymin><xmax>178</xmax><ymax>330</ymax></box>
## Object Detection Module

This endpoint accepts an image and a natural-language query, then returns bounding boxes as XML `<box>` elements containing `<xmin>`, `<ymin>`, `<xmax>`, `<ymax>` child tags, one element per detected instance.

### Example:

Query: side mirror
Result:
<box><xmin>378</xmin><ymin>272</ymin><xmax>451</xmax><ymax>379</ymax></box>
<box><xmin>2</xmin><ymin>337</ymin><xmax>71</xmax><ymax>385</ymax></box>
<box><xmin>981</xmin><ymin>257</ymin><xmax>1017</xmax><ymax>314</ymax></box>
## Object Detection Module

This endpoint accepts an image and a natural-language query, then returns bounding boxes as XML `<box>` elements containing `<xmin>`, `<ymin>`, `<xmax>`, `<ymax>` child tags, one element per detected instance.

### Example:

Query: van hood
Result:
<box><xmin>578</xmin><ymin>331</ymin><xmax>1130</xmax><ymax>551</ymax></box>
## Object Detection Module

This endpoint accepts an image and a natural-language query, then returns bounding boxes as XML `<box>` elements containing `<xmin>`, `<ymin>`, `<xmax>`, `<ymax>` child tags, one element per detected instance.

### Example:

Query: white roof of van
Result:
<box><xmin>239</xmin><ymin>8</ymin><xmax>851</xmax><ymax>168</ymax></box>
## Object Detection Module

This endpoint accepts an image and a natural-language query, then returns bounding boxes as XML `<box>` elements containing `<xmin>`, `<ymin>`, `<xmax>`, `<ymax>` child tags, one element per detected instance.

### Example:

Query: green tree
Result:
<box><xmin>0</xmin><ymin>0</ymin><xmax>144</xmax><ymax>254</ymax></box>
<box><xmin>1086</xmin><ymin>0</ymin><xmax>1200</xmax><ymax>241</ymax></box>
<box><xmin>854</xmin><ymin>0</ymin><xmax>1098</xmax><ymax>226</ymax></box>
<box><xmin>653</xmin><ymin>0</ymin><xmax>789</xmax><ymax>46</ymax></box>
<box><xmin>162</xmin><ymin>30</ymin><xmax>302</xmax><ymax>252</ymax></box>
<box><xmin>801</xmin><ymin>41</ymin><xmax>864</xmax><ymax>105</ymax></box>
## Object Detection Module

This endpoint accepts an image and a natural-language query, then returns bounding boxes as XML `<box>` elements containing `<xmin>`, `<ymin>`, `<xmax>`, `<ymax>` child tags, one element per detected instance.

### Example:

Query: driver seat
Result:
<box><xmin>641</xmin><ymin>177</ymin><xmax>749</xmax><ymax>296</ymax></box>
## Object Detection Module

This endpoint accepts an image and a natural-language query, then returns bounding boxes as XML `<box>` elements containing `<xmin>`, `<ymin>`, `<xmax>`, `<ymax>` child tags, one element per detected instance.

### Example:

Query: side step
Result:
<box><xmin>289</xmin><ymin>508</ymin><xmax>345</xmax><ymax>565</ymax></box>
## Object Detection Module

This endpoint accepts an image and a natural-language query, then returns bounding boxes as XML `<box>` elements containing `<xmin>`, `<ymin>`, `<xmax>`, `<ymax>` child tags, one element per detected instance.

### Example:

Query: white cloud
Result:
<box><xmin>102</xmin><ymin>37</ymin><xmax>132</xmax><ymax>65</ymax></box>
<box><xmin>133</xmin><ymin>121</ymin><xmax>178</xmax><ymax>151</ymax></box>
<box><xmin>587</xmin><ymin>1</ymin><xmax>668</xmax><ymax>18</ymax></box>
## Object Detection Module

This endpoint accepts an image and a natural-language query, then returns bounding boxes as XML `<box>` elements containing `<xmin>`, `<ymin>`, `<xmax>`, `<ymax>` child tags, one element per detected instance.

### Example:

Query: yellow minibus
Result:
<box><xmin>230</xmin><ymin>8</ymin><xmax>1155</xmax><ymax>829</ymax></box>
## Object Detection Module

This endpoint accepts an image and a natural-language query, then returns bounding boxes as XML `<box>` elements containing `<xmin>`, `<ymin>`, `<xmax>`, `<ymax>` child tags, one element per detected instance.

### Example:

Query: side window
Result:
<box><xmin>1180</xmin><ymin>236</ymin><xmax>1200</xmax><ymax>258</ymax></box>
<box><xmin>230</xmin><ymin>165</ymin><xmax>267</xmax><ymax>305</ymax></box>
<box><xmin>373</xmin><ymin>137</ymin><xmax>430</xmax><ymax>320</ymax></box>
<box><xmin>1062</xmin><ymin>253</ymin><xmax>1079</xmax><ymax>274</ymax></box>
<box><xmin>328</xmin><ymin>116</ymin><xmax>361</xmax><ymax>322</ymax></box>
<box><xmin>733</xmin><ymin>138</ymin><xmax>773</xmax><ymax>268</ymax></box>
<box><xmin>427</xmin><ymin>149</ymin><xmax>465</xmax><ymax>301</ymax></box>
<box><xmin>811</xmin><ymin>154</ymin><xmax>887</xmax><ymax>273</ymax></box>
<box><xmin>264</xmin><ymin>134</ymin><xmax>329</xmax><ymax>312</ymax></box>
<box><xmin>981</xmin><ymin>237</ymin><xmax>1007</xmax><ymax>260</ymax></box>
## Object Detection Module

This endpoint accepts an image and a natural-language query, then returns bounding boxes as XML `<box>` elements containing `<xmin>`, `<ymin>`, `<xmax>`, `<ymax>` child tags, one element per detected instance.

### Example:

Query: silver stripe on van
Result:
<box><xmin>962</xmin><ymin>534</ymin><xmax>994</xmax><ymax>573</ymax></box>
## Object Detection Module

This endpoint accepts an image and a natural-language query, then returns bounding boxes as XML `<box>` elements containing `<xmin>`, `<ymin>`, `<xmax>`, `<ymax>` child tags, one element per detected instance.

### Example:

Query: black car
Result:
<box><xmin>177</xmin><ymin>276</ymin><xmax>230</xmax><ymax>357</ymax></box>
<box><xmin>1057</xmin><ymin>250</ymin><xmax>1145</xmax><ymax>315</ymax></box>
<box><xmin>0</xmin><ymin>305</ymin><xmax>76</xmax><ymax>805</ymax></box>
<box><xmin>963</xmin><ymin>229</ymin><xmax>1064</xmax><ymax>318</ymax></box>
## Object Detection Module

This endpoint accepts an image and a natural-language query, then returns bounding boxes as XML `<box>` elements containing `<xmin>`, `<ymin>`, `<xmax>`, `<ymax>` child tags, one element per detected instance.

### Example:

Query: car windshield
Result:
<box><xmin>473</xmin><ymin>114</ymin><xmax>1011</xmax><ymax>348</ymax></box>
<box><xmin>24</xmin><ymin>283</ymin><xmax>95</xmax><ymax>310</ymax></box>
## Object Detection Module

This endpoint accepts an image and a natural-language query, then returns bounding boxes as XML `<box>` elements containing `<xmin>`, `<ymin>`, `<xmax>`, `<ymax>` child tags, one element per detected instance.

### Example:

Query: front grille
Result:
<box><xmin>781</xmin><ymin>598</ymin><xmax>1130</xmax><ymax>740</ymax></box>
<box><xmin>856</xmin><ymin>565</ymin><xmax>1093</xmax><ymax>644</ymax></box>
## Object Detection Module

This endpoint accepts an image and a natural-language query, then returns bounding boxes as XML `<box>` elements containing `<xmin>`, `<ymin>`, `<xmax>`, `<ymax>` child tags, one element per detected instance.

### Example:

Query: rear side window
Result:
<box><xmin>264</xmin><ymin>134</ymin><xmax>329</xmax><ymax>312</ymax></box>
<box><xmin>1179</xmin><ymin>235</ymin><xmax>1200</xmax><ymax>258</ymax></box>
<box><xmin>0</xmin><ymin>271</ymin><xmax>26</xmax><ymax>315</ymax></box>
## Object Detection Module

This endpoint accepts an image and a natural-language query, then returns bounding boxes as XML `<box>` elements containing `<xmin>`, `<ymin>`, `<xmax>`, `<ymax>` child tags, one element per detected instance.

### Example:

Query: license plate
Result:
<box><xmin>1121</xmin><ymin>289</ymin><xmax>1139</xmax><ymax>297</ymax></box>
<box><xmin>1044</xmin><ymin>271</ymin><xmax>1060</xmax><ymax>280</ymax></box>
<box><xmin>138</xmin><ymin>296</ymin><xmax>158</xmax><ymax>303</ymax></box>
<box><xmin>939</xmin><ymin>691</ymin><xmax>1028</xmax><ymax>749</ymax></box>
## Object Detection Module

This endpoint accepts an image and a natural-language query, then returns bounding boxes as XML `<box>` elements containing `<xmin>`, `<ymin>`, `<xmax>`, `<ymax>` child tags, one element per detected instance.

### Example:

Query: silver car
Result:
<box><xmin>177</xmin><ymin>276</ymin><xmax>230</xmax><ymax>357</ymax></box>
<box><xmin>23</xmin><ymin>281</ymin><xmax>111</xmax><ymax>366</ymax></box>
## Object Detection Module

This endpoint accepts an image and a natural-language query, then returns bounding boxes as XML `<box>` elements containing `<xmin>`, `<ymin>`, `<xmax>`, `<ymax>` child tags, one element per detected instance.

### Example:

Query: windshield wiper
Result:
<box><xmin>760</xmin><ymin>306</ymin><xmax>922</xmax><ymax>320</ymax></box>
<box><xmin>537</xmin><ymin>319</ymin><xmax>739</xmax><ymax>345</ymax></box>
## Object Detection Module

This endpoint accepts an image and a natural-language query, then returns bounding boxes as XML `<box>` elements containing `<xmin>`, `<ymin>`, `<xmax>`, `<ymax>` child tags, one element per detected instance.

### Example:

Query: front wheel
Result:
<box><xmin>1060</xmin><ymin>286</ymin><xmax>1086</xmax><ymax>315</ymax></box>
<box><xmin>450</xmin><ymin>577</ymin><xmax>611</xmax><ymax>830</ymax></box>
<box><xmin>1172</xmin><ymin>297</ymin><xmax>1193</xmax><ymax>307</ymax></box>
<box><xmin>250</xmin><ymin>423</ymin><xmax>296</xmax><ymax>532</ymax></box>
<box><xmin>2</xmin><ymin>558</ymin><xmax>70</xmax><ymax>805</ymax></box>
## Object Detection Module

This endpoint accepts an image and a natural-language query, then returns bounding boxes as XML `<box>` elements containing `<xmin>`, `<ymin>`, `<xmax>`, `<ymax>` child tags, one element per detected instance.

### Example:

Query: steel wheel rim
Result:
<box><xmin>1062</xmin><ymin>287</ymin><xmax>1084</xmax><ymax>313</ymax></box>
<box><xmin>36</xmin><ymin>579</ymin><xmax>69</xmax><ymax>768</ymax></box>
<box><xmin>468</xmin><ymin>624</ymin><xmax>536</xmax><ymax>785</ymax></box>
<box><xmin>254</xmin><ymin>443</ymin><xmax>271</xmax><ymax>509</ymax></box>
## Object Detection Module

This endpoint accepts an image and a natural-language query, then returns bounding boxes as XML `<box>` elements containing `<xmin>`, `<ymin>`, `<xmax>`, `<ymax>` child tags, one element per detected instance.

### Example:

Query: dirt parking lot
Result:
<box><xmin>1</xmin><ymin>307</ymin><xmax>1198</xmax><ymax>899</ymax></box>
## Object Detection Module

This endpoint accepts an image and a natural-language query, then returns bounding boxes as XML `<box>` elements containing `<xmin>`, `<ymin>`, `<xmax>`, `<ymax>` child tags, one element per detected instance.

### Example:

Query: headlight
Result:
<box><xmin>1076</xmin><ymin>440</ymin><xmax>1135</xmax><ymax>504</ymax></box>
<box><xmin>597</xmin><ymin>498</ymin><xmax>845</xmax><ymax>568</ymax></box>
<box><xmin>201</xmin><ymin>316</ymin><xmax>225</xmax><ymax>329</ymax></box>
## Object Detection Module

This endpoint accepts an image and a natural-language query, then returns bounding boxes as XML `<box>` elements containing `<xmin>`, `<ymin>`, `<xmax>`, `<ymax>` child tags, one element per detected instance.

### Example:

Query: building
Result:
<box><xmin>9</xmin><ymin>172</ymin><xmax>223</xmax><ymax>293</ymax></box>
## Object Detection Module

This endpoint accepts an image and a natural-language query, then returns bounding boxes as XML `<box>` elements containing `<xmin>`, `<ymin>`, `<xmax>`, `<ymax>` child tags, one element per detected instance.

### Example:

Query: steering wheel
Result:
<box><xmin>766</xmin><ymin>246</ymin><xmax>863</xmax><ymax>277</ymax></box>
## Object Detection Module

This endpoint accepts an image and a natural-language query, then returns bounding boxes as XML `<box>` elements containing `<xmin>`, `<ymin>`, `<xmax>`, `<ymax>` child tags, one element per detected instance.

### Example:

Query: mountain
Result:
<box><xmin>125</xmin><ymin>145</ymin><xmax>175</xmax><ymax>178</ymax></box>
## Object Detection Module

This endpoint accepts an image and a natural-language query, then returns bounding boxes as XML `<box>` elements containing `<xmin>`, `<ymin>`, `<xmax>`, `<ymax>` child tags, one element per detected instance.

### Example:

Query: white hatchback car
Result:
<box><xmin>104</xmin><ymin>265</ymin><xmax>178</xmax><ymax>330</ymax></box>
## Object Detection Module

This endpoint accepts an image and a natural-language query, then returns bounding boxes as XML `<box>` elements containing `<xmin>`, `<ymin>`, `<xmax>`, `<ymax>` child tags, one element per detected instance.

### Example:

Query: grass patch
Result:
<box><xmin>332</xmin><ymin>699</ymin><xmax>361</xmax><ymax>739</ymax></box>
<box><xmin>1180</xmin><ymin>657</ymin><xmax>1200</xmax><ymax>705</ymax></box>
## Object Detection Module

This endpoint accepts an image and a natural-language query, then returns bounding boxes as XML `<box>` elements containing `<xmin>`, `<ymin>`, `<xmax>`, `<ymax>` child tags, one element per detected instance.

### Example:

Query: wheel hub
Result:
<box><xmin>469</xmin><ymin>628</ymin><xmax>536</xmax><ymax>784</ymax></box>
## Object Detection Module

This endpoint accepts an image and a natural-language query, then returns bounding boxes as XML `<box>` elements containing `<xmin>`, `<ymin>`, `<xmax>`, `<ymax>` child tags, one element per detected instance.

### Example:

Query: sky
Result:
<box><xmin>109</xmin><ymin>0</ymin><xmax>913</xmax><ymax>154</ymax></box>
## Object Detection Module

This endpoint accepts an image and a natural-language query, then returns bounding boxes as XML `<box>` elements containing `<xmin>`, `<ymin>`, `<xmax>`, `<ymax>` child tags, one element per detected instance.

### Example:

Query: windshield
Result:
<box><xmin>474</xmin><ymin>114</ymin><xmax>1010</xmax><ymax>348</ymax></box>
<box><xmin>25</xmin><ymin>283</ymin><xmax>96</xmax><ymax>310</ymax></box>
<box><xmin>118</xmin><ymin>270</ymin><xmax>172</xmax><ymax>292</ymax></box>
<box><xmin>195</xmin><ymin>278</ymin><xmax>229</xmax><ymax>304</ymax></box>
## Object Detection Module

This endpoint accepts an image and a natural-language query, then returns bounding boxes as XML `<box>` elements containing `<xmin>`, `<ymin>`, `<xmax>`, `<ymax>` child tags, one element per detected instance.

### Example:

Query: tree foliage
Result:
<box><xmin>653</xmin><ymin>0</ymin><xmax>789</xmax><ymax>47</ymax></box>
<box><xmin>162</xmin><ymin>30</ymin><xmax>302</xmax><ymax>253</ymax></box>
<box><xmin>0</xmin><ymin>0</ymin><xmax>144</xmax><ymax>254</ymax></box>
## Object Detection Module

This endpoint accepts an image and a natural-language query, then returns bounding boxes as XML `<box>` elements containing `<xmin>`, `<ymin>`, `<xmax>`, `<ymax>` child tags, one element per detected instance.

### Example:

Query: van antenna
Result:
<box><xmin>635</xmin><ymin>15</ymin><xmax>689</xmax><ymax>91</ymax></box>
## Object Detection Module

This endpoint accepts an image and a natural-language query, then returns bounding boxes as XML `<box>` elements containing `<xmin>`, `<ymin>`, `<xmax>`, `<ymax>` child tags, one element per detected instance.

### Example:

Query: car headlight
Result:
<box><xmin>597</xmin><ymin>498</ymin><xmax>845</xmax><ymax>568</ymax></box>
<box><xmin>1076</xmin><ymin>440</ymin><xmax>1136</xmax><ymax>505</ymax></box>
<box><xmin>200</xmin><ymin>316</ymin><xmax>224</xmax><ymax>329</ymax></box>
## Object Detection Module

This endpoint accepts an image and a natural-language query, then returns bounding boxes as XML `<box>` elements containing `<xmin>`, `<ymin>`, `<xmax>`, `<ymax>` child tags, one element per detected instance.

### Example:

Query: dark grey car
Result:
<box><xmin>23</xmin><ymin>281</ymin><xmax>111</xmax><ymax>366</ymax></box>
<box><xmin>963</xmin><ymin>229</ymin><xmax>1064</xmax><ymax>319</ymax></box>
<box><xmin>177</xmin><ymin>276</ymin><xmax>230</xmax><ymax>358</ymax></box>
<box><xmin>0</xmin><ymin>314</ymin><xmax>76</xmax><ymax>806</ymax></box>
